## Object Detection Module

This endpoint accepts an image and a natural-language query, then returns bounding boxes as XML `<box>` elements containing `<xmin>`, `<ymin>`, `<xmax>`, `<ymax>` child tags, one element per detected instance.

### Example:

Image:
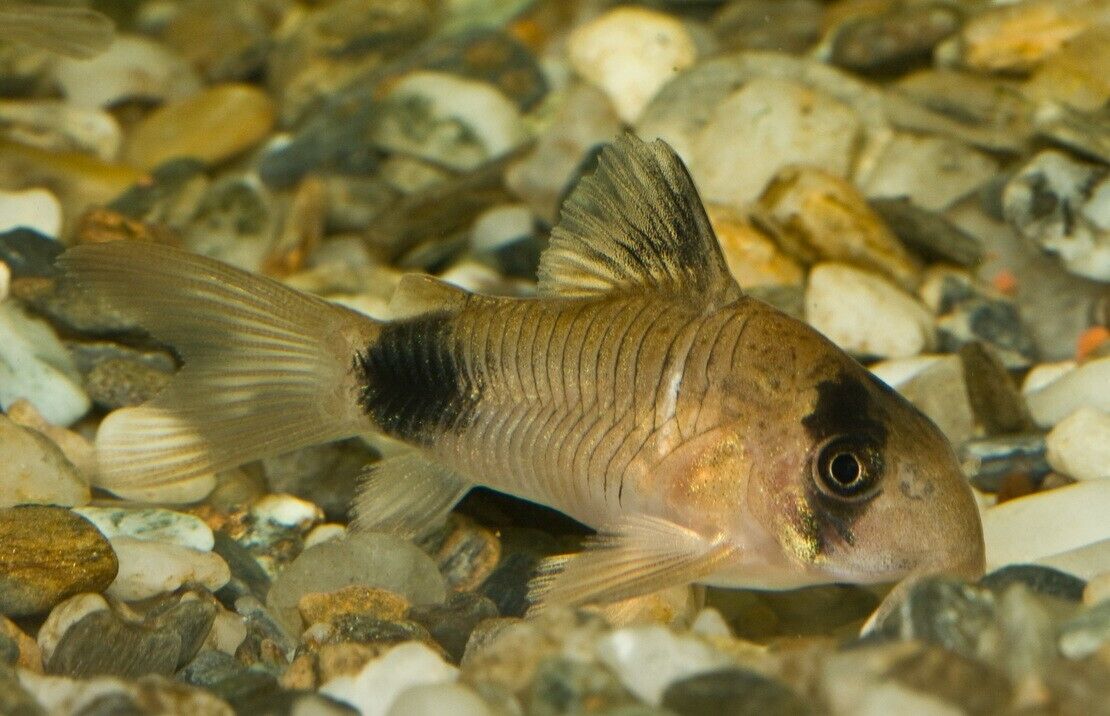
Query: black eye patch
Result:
<box><xmin>801</xmin><ymin>371</ymin><xmax>889</xmax><ymax>448</ymax></box>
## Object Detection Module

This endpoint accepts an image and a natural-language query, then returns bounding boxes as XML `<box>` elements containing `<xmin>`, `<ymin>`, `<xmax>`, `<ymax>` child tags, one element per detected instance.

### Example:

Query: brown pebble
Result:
<box><xmin>995</xmin><ymin>472</ymin><xmax>1035</xmax><ymax>504</ymax></box>
<box><xmin>279</xmin><ymin>653</ymin><xmax>317</xmax><ymax>691</ymax></box>
<box><xmin>0</xmin><ymin>506</ymin><xmax>118</xmax><ymax>617</ymax></box>
<box><xmin>316</xmin><ymin>642</ymin><xmax>376</xmax><ymax>682</ymax></box>
<box><xmin>297</xmin><ymin>585</ymin><xmax>410</xmax><ymax>627</ymax></box>
<box><xmin>0</xmin><ymin>616</ymin><xmax>42</xmax><ymax>672</ymax></box>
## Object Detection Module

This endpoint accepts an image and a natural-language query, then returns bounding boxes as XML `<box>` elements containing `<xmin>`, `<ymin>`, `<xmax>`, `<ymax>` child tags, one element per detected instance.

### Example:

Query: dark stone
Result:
<box><xmin>178</xmin><ymin>649</ymin><xmax>246</xmax><ymax>688</ymax></box>
<box><xmin>214</xmin><ymin>532</ymin><xmax>272</xmax><ymax>605</ymax></box>
<box><xmin>868</xmin><ymin>577</ymin><xmax>996</xmax><ymax>661</ymax></box>
<box><xmin>48</xmin><ymin>609</ymin><xmax>180</xmax><ymax>679</ymax></box>
<box><xmin>149</xmin><ymin>598</ymin><xmax>218</xmax><ymax>669</ymax></box>
<box><xmin>829</xmin><ymin>2</ymin><xmax>963</xmax><ymax>75</ymax></box>
<box><xmin>981</xmin><ymin>565</ymin><xmax>1086</xmax><ymax>602</ymax></box>
<box><xmin>960</xmin><ymin>433</ymin><xmax>1050</xmax><ymax>493</ymax></box>
<box><xmin>479</xmin><ymin>551</ymin><xmax>539</xmax><ymax>618</ymax></box>
<box><xmin>206</xmin><ymin>669</ymin><xmax>279</xmax><ymax>709</ymax></box>
<box><xmin>0</xmin><ymin>228</ymin><xmax>62</xmax><ymax>279</ymax></box>
<box><xmin>959</xmin><ymin>342</ymin><xmax>1036</xmax><ymax>436</ymax></box>
<box><xmin>235</xmin><ymin>600</ymin><xmax>296</xmax><ymax>668</ymax></box>
<box><xmin>232</xmin><ymin>690</ymin><xmax>358</xmax><ymax>716</ymax></box>
<box><xmin>711</xmin><ymin>0</ymin><xmax>823</xmax><ymax>54</ymax></box>
<box><xmin>73</xmin><ymin>693</ymin><xmax>144</xmax><ymax>716</ymax></box>
<box><xmin>529</xmin><ymin>656</ymin><xmax>637</xmax><ymax>716</ymax></box>
<box><xmin>662</xmin><ymin>668</ymin><xmax>812</xmax><ymax>716</ymax></box>
<box><xmin>327</xmin><ymin>615</ymin><xmax>433</xmax><ymax>648</ymax></box>
<box><xmin>409</xmin><ymin>591</ymin><xmax>499</xmax><ymax>663</ymax></box>
<box><xmin>871</xmin><ymin>197</ymin><xmax>982</xmax><ymax>267</ymax></box>
<box><xmin>0</xmin><ymin>631</ymin><xmax>18</xmax><ymax>666</ymax></box>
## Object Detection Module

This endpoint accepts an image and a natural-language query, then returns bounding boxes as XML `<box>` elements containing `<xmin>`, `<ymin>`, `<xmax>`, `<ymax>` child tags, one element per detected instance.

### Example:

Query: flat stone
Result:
<box><xmin>857</xmin><ymin>133</ymin><xmax>998</xmax><ymax>211</ymax></box>
<box><xmin>982</xmin><ymin>479</ymin><xmax>1110</xmax><ymax>574</ymax></box>
<box><xmin>1046</xmin><ymin>407</ymin><xmax>1110</xmax><ymax>481</ymax></box>
<box><xmin>46</xmin><ymin>610</ymin><xmax>176</xmax><ymax>681</ymax></box>
<box><xmin>692</xmin><ymin>77</ymin><xmax>862</xmax><ymax>208</ymax></box>
<box><xmin>805</xmin><ymin>263</ymin><xmax>935</xmax><ymax>359</ymax></box>
<box><xmin>319</xmin><ymin>641</ymin><xmax>458</xmax><ymax>716</ymax></box>
<box><xmin>73</xmin><ymin>507</ymin><xmax>214</xmax><ymax>551</ymax></box>
<box><xmin>267</xmin><ymin>533</ymin><xmax>446</xmax><ymax>635</ymax></box>
<box><xmin>661</xmin><ymin>668</ymin><xmax>811</xmax><ymax>716</ymax></box>
<box><xmin>54</xmin><ymin>34</ymin><xmax>201</xmax><ymax>108</ymax></box>
<box><xmin>0</xmin><ymin>415</ymin><xmax>89</xmax><ymax>508</ymax></box>
<box><xmin>568</xmin><ymin>6</ymin><xmax>697</xmax><ymax>123</ymax></box>
<box><xmin>106</xmin><ymin>537</ymin><xmax>230</xmax><ymax>602</ymax></box>
<box><xmin>1025</xmin><ymin>357</ymin><xmax>1110</xmax><ymax>427</ymax></box>
<box><xmin>298</xmin><ymin>586</ymin><xmax>410</xmax><ymax>628</ymax></box>
<box><xmin>758</xmin><ymin>166</ymin><xmax>921</xmax><ymax>289</ymax></box>
<box><xmin>123</xmin><ymin>84</ymin><xmax>275</xmax><ymax>171</ymax></box>
<box><xmin>37</xmin><ymin>593</ymin><xmax>109</xmax><ymax>664</ymax></box>
<box><xmin>959</xmin><ymin>341</ymin><xmax>1036</xmax><ymax>436</ymax></box>
<box><xmin>870</xmin><ymin>197</ymin><xmax>983</xmax><ymax>268</ymax></box>
<box><xmin>0</xmin><ymin>188</ymin><xmax>61</xmax><ymax>238</ymax></box>
<box><xmin>0</xmin><ymin>301</ymin><xmax>90</xmax><ymax>426</ymax></box>
<box><xmin>0</xmin><ymin>506</ymin><xmax>115</xmax><ymax>617</ymax></box>
<box><xmin>981</xmin><ymin>564</ymin><xmax>1087</xmax><ymax>602</ymax></box>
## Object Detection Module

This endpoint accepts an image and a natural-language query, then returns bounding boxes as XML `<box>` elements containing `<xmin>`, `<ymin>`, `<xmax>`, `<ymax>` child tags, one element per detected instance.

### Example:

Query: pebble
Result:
<box><xmin>298</xmin><ymin>586</ymin><xmax>411</xmax><ymax>628</ymax></box>
<box><xmin>661</xmin><ymin>668</ymin><xmax>810</xmax><ymax>716</ymax></box>
<box><xmin>1085</xmin><ymin>572</ymin><xmax>1110</xmax><ymax>606</ymax></box>
<box><xmin>505</xmin><ymin>83</ymin><xmax>621</xmax><ymax>224</ymax></box>
<box><xmin>1045</xmin><ymin>407</ymin><xmax>1110</xmax><ymax>481</ymax></box>
<box><xmin>1057</xmin><ymin>600</ymin><xmax>1110</xmax><ymax>660</ymax></box>
<box><xmin>179</xmin><ymin>173</ymin><xmax>277</xmax><ymax>272</ymax></box>
<box><xmin>123</xmin><ymin>84</ymin><xmax>275</xmax><ymax>171</ymax></box>
<box><xmin>959</xmin><ymin>341</ymin><xmax>1035</xmax><ymax>436</ymax></box>
<box><xmin>1024</xmin><ymin>356</ymin><xmax>1110</xmax><ymax>426</ymax></box>
<box><xmin>568</xmin><ymin>7</ymin><xmax>697</xmax><ymax>124</ymax></box>
<box><xmin>8</xmin><ymin>398</ymin><xmax>95</xmax><ymax>482</ymax></box>
<box><xmin>54</xmin><ymin>35</ymin><xmax>201</xmax><ymax>108</ymax></box>
<box><xmin>0</xmin><ymin>301</ymin><xmax>91</xmax><ymax>426</ymax></box>
<box><xmin>1</xmin><ymin>616</ymin><xmax>41</xmax><ymax>671</ymax></box>
<box><xmin>409</xmin><ymin>592</ymin><xmax>499</xmax><ymax>664</ymax></box>
<box><xmin>105</xmin><ymin>537</ymin><xmax>230</xmax><ymax>602</ymax></box>
<box><xmin>982</xmin><ymin>479</ymin><xmax>1110</xmax><ymax>574</ymax></box>
<box><xmin>36</xmin><ymin>593</ymin><xmax>109</xmax><ymax>664</ymax></box>
<box><xmin>870</xmin><ymin>197</ymin><xmax>983</xmax><ymax>268</ymax></box>
<box><xmin>1003</xmin><ymin>150</ymin><xmax>1110</xmax><ymax>282</ymax></box>
<box><xmin>947</xmin><ymin>0</ymin><xmax>1094</xmax><ymax>74</ymax></box>
<box><xmin>805</xmin><ymin>263</ymin><xmax>935</xmax><ymax>358</ymax></box>
<box><xmin>692</xmin><ymin>78</ymin><xmax>862</xmax><ymax>208</ymax></box>
<box><xmin>73</xmin><ymin>506</ymin><xmax>214</xmax><ymax>551</ymax></box>
<box><xmin>711</xmin><ymin>0</ymin><xmax>823</xmax><ymax>54</ymax></box>
<box><xmin>758</xmin><ymin>166</ymin><xmax>920</xmax><ymax>289</ymax></box>
<box><xmin>18</xmin><ymin>671</ymin><xmax>234</xmax><ymax>715</ymax></box>
<box><xmin>594</xmin><ymin>625</ymin><xmax>733</xmax><ymax>706</ymax></box>
<box><xmin>0</xmin><ymin>415</ymin><xmax>89</xmax><ymax>508</ymax></box>
<box><xmin>267</xmin><ymin>533</ymin><xmax>447</xmax><ymax>635</ymax></box>
<box><xmin>959</xmin><ymin>434</ymin><xmax>1051</xmax><ymax>493</ymax></box>
<box><xmin>867</xmin><ymin>576</ymin><xmax>998</xmax><ymax>662</ymax></box>
<box><xmin>319</xmin><ymin>641</ymin><xmax>459</xmax><ymax>716</ymax></box>
<box><xmin>981</xmin><ymin>564</ymin><xmax>1087</xmax><ymax>602</ymax></box>
<box><xmin>0</xmin><ymin>506</ymin><xmax>117</xmax><ymax>617</ymax></box>
<box><xmin>1023</xmin><ymin>361</ymin><xmax>1077</xmax><ymax>394</ymax></box>
<box><xmin>827</xmin><ymin>2</ymin><xmax>963</xmax><ymax>76</ymax></box>
<box><xmin>421</xmin><ymin>515</ymin><xmax>502</xmax><ymax>592</ymax></box>
<box><xmin>707</xmin><ymin>205</ymin><xmax>804</xmax><ymax>288</ymax></box>
<box><xmin>856</xmin><ymin>133</ymin><xmax>998</xmax><ymax>212</ymax></box>
<box><xmin>375</xmin><ymin>71</ymin><xmax>526</xmax><ymax>172</ymax></box>
<box><xmin>871</xmin><ymin>355</ymin><xmax>973</xmax><ymax>446</ymax></box>
<box><xmin>1024</xmin><ymin>26</ymin><xmax>1110</xmax><ymax>111</ymax></box>
<box><xmin>0</xmin><ymin>188</ymin><xmax>62</xmax><ymax>238</ymax></box>
<box><xmin>306</xmin><ymin>523</ymin><xmax>347</xmax><ymax>549</ymax></box>
<box><xmin>527</xmin><ymin>655</ymin><xmax>637</xmax><ymax>715</ymax></box>
<box><xmin>387</xmin><ymin>682</ymin><xmax>493</xmax><ymax>716</ymax></box>
<box><xmin>0</xmin><ymin>99</ymin><xmax>121</xmax><ymax>161</ymax></box>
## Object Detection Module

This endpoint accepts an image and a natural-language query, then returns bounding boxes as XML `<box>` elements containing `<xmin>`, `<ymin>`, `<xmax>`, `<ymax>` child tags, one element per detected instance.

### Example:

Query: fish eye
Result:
<box><xmin>814</xmin><ymin>437</ymin><xmax>881</xmax><ymax>499</ymax></box>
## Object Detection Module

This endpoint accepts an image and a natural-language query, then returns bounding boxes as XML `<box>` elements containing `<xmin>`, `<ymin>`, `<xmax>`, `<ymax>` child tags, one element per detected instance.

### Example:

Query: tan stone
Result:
<box><xmin>1</xmin><ymin>615</ymin><xmax>42</xmax><ymax>671</ymax></box>
<box><xmin>124</xmin><ymin>84</ymin><xmax>275</xmax><ymax>170</ymax></box>
<box><xmin>0</xmin><ymin>506</ymin><xmax>117</xmax><ymax>617</ymax></box>
<box><xmin>297</xmin><ymin>585</ymin><xmax>410</xmax><ymax>627</ymax></box>
<box><xmin>758</xmin><ymin>166</ymin><xmax>921</xmax><ymax>290</ymax></box>
<box><xmin>957</xmin><ymin>0</ymin><xmax>1094</xmax><ymax>73</ymax></box>
<box><xmin>706</xmin><ymin>205</ymin><xmax>804</xmax><ymax>288</ymax></box>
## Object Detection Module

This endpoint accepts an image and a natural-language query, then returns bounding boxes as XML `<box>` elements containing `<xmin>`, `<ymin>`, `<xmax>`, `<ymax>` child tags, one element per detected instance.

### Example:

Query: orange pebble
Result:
<box><xmin>1076</xmin><ymin>326</ymin><xmax>1110</xmax><ymax>361</ymax></box>
<box><xmin>992</xmin><ymin>269</ymin><xmax>1018</xmax><ymax>295</ymax></box>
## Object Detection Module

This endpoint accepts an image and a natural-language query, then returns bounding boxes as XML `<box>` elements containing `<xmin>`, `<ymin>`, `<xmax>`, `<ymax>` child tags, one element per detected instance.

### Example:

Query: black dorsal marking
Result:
<box><xmin>355</xmin><ymin>313</ymin><xmax>479</xmax><ymax>445</ymax></box>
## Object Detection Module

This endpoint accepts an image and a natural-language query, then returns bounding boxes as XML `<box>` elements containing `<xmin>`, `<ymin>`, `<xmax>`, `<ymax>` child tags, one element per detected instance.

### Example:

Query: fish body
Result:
<box><xmin>60</xmin><ymin>136</ymin><xmax>985</xmax><ymax>608</ymax></box>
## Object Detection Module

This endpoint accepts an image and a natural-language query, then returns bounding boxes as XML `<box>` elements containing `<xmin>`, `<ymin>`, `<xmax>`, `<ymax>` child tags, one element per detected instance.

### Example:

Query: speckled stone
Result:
<box><xmin>0</xmin><ymin>506</ymin><xmax>116</xmax><ymax>617</ymax></box>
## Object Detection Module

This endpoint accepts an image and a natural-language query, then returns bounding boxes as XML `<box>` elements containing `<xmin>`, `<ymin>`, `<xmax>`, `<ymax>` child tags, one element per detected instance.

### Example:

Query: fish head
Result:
<box><xmin>738</xmin><ymin>354</ymin><xmax>985</xmax><ymax>587</ymax></box>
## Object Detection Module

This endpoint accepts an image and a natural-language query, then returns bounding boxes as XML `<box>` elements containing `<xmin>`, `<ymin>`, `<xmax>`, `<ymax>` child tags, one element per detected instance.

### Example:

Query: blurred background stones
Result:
<box><xmin>0</xmin><ymin>0</ymin><xmax>1108</xmax><ymax>713</ymax></box>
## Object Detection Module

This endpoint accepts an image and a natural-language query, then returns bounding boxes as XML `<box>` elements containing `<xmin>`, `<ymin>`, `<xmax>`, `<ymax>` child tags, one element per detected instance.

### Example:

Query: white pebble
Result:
<box><xmin>0</xmin><ymin>302</ymin><xmax>90</xmax><ymax>426</ymax></box>
<box><xmin>37</xmin><ymin>593</ymin><xmax>109</xmax><ymax>663</ymax></box>
<box><xmin>305</xmin><ymin>523</ymin><xmax>346</xmax><ymax>549</ymax></box>
<box><xmin>982</xmin><ymin>480</ymin><xmax>1110</xmax><ymax>574</ymax></box>
<box><xmin>1025</xmin><ymin>357</ymin><xmax>1110</xmax><ymax>426</ymax></box>
<box><xmin>568</xmin><ymin>7</ymin><xmax>697</xmax><ymax>123</ymax></box>
<box><xmin>250</xmin><ymin>493</ymin><xmax>323</xmax><ymax>530</ymax></box>
<box><xmin>54</xmin><ymin>35</ymin><xmax>200</xmax><ymax>108</ymax></box>
<box><xmin>1022</xmin><ymin>360</ymin><xmax>1076</xmax><ymax>394</ymax></box>
<box><xmin>595</xmin><ymin>624</ymin><xmax>732</xmax><ymax>706</ymax></box>
<box><xmin>205</xmin><ymin>608</ymin><xmax>247</xmax><ymax>656</ymax></box>
<box><xmin>320</xmin><ymin>642</ymin><xmax>459</xmax><ymax>716</ymax></box>
<box><xmin>805</xmin><ymin>263</ymin><xmax>934</xmax><ymax>358</ymax></box>
<box><xmin>689</xmin><ymin>608</ymin><xmax>732</xmax><ymax>639</ymax></box>
<box><xmin>73</xmin><ymin>506</ymin><xmax>214</xmax><ymax>551</ymax></box>
<box><xmin>106</xmin><ymin>537</ymin><xmax>230</xmax><ymax>602</ymax></box>
<box><xmin>470</xmin><ymin>204</ymin><xmax>533</xmax><ymax>252</ymax></box>
<box><xmin>1046</xmin><ymin>407</ymin><xmax>1110</xmax><ymax>481</ymax></box>
<box><xmin>0</xmin><ymin>188</ymin><xmax>62</xmax><ymax>237</ymax></box>
<box><xmin>387</xmin><ymin>683</ymin><xmax>492</xmax><ymax>716</ymax></box>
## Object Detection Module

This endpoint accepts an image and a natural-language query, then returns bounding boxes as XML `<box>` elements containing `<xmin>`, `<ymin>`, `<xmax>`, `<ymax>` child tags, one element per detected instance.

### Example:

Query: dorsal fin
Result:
<box><xmin>388</xmin><ymin>273</ymin><xmax>470</xmax><ymax>319</ymax></box>
<box><xmin>537</xmin><ymin>134</ymin><xmax>739</xmax><ymax>301</ymax></box>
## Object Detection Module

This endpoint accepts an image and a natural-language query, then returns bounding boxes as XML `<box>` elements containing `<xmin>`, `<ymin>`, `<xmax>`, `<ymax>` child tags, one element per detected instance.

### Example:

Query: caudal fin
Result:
<box><xmin>59</xmin><ymin>242</ymin><xmax>377</xmax><ymax>501</ymax></box>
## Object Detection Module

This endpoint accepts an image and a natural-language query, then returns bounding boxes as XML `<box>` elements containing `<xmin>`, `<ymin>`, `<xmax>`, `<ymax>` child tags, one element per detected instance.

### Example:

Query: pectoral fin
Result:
<box><xmin>352</xmin><ymin>451</ymin><xmax>471</xmax><ymax>539</ymax></box>
<box><xmin>528</xmin><ymin>514</ymin><xmax>738</xmax><ymax>611</ymax></box>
